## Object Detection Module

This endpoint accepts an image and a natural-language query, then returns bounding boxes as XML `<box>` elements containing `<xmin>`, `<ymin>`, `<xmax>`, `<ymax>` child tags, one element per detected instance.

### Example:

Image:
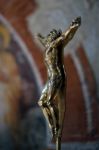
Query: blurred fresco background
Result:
<box><xmin>0</xmin><ymin>0</ymin><xmax>99</xmax><ymax>150</ymax></box>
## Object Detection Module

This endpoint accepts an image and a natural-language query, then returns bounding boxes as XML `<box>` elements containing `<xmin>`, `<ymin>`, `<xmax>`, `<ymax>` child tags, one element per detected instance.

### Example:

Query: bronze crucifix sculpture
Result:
<box><xmin>38</xmin><ymin>17</ymin><xmax>81</xmax><ymax>150</ymax></box>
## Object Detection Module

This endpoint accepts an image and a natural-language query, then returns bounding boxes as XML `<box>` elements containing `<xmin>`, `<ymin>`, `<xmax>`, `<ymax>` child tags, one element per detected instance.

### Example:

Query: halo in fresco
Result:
<box><xmin>0</xmin><ymin>15</ymin><xmax>47</xmax><ymax>150</ymax></box>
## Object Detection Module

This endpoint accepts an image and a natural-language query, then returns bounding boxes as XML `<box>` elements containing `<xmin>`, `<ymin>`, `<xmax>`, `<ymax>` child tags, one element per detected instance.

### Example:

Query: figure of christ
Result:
<box><xmin>38</xmin><ymin>17</ymin><xmax>81</xmax><ymax>150</ymax></box>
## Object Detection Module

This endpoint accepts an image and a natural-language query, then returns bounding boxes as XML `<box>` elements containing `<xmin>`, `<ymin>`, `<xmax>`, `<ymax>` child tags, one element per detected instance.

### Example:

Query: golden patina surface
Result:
<box><xmin>38</xmin><ymin>17</ymin><xmax>81</xmax><ymax>150</ymax></box>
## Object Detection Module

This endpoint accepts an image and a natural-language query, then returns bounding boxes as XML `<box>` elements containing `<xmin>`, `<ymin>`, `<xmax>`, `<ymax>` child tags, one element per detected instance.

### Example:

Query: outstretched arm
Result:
<box><xmin>53</xmin><ymin>17</ymin><xmax>81</xmax><ymax>47</ymax></box>
<box><xmin>37</xmin><ymin>33</ymin><xmax>46</xmax><ymax>47</ymax></box>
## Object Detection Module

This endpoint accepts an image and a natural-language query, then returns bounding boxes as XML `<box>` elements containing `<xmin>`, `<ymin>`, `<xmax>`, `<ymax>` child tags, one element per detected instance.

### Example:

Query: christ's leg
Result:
<box><xmin>38</xmin><ymin>77</ymin><xmax>61</xmax><ymax>138</ymax></box>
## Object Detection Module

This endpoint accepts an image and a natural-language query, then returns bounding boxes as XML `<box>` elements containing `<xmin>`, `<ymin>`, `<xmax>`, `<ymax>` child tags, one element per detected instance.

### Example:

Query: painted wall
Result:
<box><xmin>0</xmin><ymin>0</ymin><xmax>99</xmax><ymax>149</ymax></box>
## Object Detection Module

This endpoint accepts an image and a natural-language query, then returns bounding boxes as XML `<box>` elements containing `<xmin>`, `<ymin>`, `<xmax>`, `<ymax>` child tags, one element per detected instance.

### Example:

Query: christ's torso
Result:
<box><xmin>44</xmin><ymin>45</ymin><xmax>66</xmax><ymax>79</ymax></box>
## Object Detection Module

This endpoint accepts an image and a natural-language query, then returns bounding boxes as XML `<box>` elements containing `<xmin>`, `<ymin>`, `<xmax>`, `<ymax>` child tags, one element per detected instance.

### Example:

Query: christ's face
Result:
<box><xmin>45</xmin><ymin>29</ymin><xmax>62</xmax><ymax>44</ymax></box>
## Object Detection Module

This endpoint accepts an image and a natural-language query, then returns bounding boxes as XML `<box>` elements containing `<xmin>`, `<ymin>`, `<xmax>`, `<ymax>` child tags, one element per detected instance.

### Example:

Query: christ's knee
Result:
<box><xmin>38</xmin><ymin>99</ymin><xmax>48</xmax><ymax>108</ymax></box>
<box><xmin>38</xmin><ymin>100</ymin><xmax>43</xmax><ymax>107</ymax></box>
